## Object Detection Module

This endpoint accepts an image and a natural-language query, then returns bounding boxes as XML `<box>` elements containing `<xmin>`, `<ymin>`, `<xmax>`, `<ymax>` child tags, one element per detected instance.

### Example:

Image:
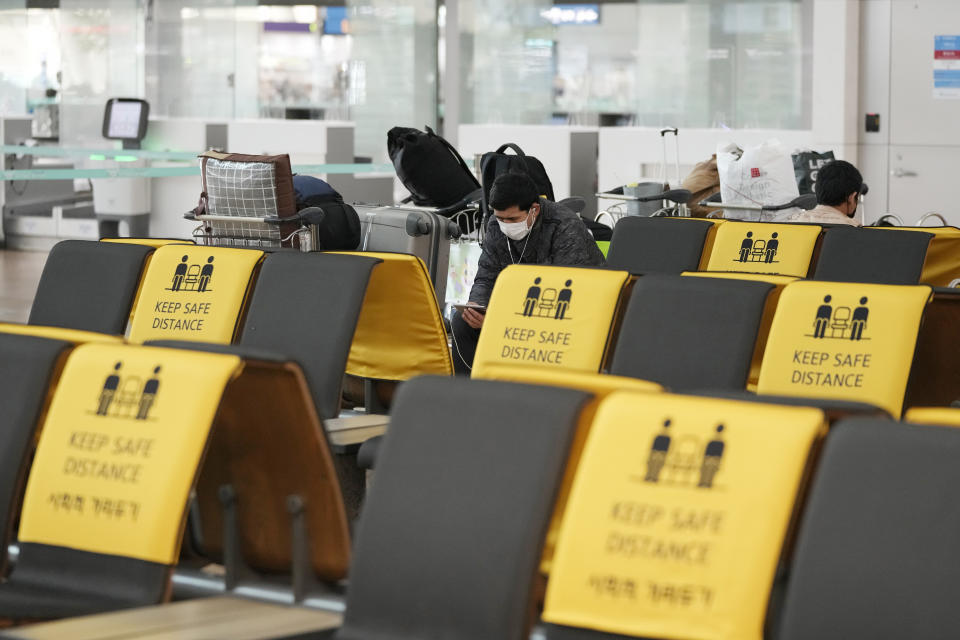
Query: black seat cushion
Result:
<box><xmin>0</xmin><ymin>543</ymin><xmax>168</xmax><ymax>620</ymax></box>
<box><xmin>606</xmin><ymin>217</ymin><xmax>713</xmax><ymax>274</ymax></box>
<box><xmin>0</xmin><ymin>334</ymin><xmax>71</xmax><ymax>574</ymax></box>
<box><xmin>239</xmin><ymin>252</ymin><xmax>380</xmax><ymax>419</ymax></box>
<box><xmin>336</xmin><ymin>376</ymin><xmax>591</xmax><ymax>640</ymax></box>
<box><xmin>779</xmin><ymin>418</ymin><xmax>960</xmax><ymax>640</ymax></box>
<box><xmin>813</xmin><ymin>227</ymin><xmax>933</xmax><ymax>285</ymax></box>
<box><xmin>28</xmin><ymin>240</ymin><xmax>153</xmax><ymax>334</ymax></box>
<box><xmin>608</xmin><ymin>275</ymin><xmax>773</xmax><ymax>392</ymax></box>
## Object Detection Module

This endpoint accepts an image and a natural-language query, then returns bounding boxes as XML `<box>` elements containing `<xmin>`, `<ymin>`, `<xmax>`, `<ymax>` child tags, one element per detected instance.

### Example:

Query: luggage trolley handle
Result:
<box><xmin>695</xmin><ymin>193</ymin><xmax>819</xmax><ymax>211</ymax></box>
<box><xmin>185</xmin><ymin>210</ymin><xmax>318</xmax><ymax>251</ymax></box>
<box><xmin>659</xmin><ymin>127</ymin><xmax>681</xmax><ymax>186</ymax></box>
<box><xmin>696</xmin><ymin>193</ymin><xmax>818</xmax><ymax>216</ymax></box>
<box><xmin>596</xmin><ymin>188</ymin><xmax>692</xmax><ymax>205</ymax></box>
<box><xmin>658</xmin><ymin>127</ymin><xmax>689</xmax><ymax>216</ymax></box>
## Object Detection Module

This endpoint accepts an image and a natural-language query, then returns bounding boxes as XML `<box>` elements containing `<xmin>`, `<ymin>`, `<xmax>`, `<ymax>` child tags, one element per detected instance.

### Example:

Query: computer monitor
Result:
<box><xmin>102</xmin><ymin>98</ymin><xmax>149</xmax><ymax>147</ymax></box>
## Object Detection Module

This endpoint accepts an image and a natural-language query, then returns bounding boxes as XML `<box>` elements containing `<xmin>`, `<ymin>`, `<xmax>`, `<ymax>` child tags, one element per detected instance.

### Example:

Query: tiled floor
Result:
<box><xmin>0</xmin><ymin>249</ymin><xmax>47</xmax><ymax>323</ymax></box>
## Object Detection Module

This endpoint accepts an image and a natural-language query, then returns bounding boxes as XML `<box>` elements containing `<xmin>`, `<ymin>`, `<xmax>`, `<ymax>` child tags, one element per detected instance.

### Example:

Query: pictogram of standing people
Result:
<box><xmin>169</xmin><ymin>255</ymin><xmax>215</xmax><ymax>292</ymax></box>
<box><xmin>518</xmin><ymin>276</ymin><xmax>573</xmax><ymax>320</ymax></box>
<box><xmin>810</xmin><ymin>294</ymin><xmax>870</xmax><ymax>340</ymax></box>
<box><xmin>736</xmin><ymin>231</ymin><xmax>780</xmax><ymax>263</ymax></box>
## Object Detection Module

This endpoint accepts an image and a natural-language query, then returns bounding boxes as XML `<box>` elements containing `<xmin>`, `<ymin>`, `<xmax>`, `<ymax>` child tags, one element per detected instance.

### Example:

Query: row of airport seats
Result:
<box><xmin>0</xmin><ymin>337</ymin><xmax>349</xmax><ymax>617</ymax></box>
<box><xmin>5</xmin><ymin>373</ymin><xmax>960</xmax><ymax>639</ymax></box>
<box><xmin>1</xmin><ymin>219</ymin><xmax>960</xmax><ymax>635</ymax></box>
<box><xmin>0</xmin><ymin>240</ymin><xmax>455</xmax><ymax>619</ymax></box>
<box><xmin>469</xmin><ymin>261</ymin><xmax>958</xmax><ymax>419</ymax></box>
<box><xmin>452</xmin><ymin>260</ymin><xmax>960</xmax><ymax>583</ymax></box>
<box><xmin>12</xmin><ymin>238</ymin><xmax>456</xmax><ymax>518</ymax></box>
<box><xmin>21</xmin><ymin>239</ymin><xmax>452</xmax><ymax>407</ymax></box>
<box><xmin>606</xmin><ymin>216</ymin><xmax>960</xmax><ymax>285</ymax></box>
<box><xmin>355</xmin><ymin>218</ymin><xmax>960</xmax><ymax>470</ymax></box>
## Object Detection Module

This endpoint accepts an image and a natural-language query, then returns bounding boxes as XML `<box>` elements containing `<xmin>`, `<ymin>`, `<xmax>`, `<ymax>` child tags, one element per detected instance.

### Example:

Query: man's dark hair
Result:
<box><xmin>815</xmin><ymin>160</ymin><xmax>863</xmax><ymax>207</ymax></box>
<box><xmin>489</xmin><ymin>172</ymin><xmax>539</xmax><ymax>211</ymax></box>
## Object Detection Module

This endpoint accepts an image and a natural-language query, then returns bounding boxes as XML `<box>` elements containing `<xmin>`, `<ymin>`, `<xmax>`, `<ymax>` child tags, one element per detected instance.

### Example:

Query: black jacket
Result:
<box><xmin>469</xmin><ymin>199</ymin><xmax>606</xmax><ymax>306</ymax></box>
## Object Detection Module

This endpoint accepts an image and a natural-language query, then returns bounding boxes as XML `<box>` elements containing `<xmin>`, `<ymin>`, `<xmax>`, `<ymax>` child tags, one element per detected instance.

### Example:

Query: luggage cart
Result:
<box><xmin>701</xmin><ymin>183</ymin><xmax>870</xmax><ymax>223</ymax></box>
<box><xmin>186</xmin><ymin>208</ymin><xmax>323</xmax><ymax>251</ymax></box>
<box><xmin>595</xmin><ymin>188</ymin><xmax>693</xmax><ymax>228</ymax></box>
<box><xmin>695</xmin><ymin>193</ymin><xmax>818</xmax><ymax>222</ymax></box>
<box><xmin>596</xmin><ymin>127</ymin><xmax>692</xmax><ymax>226</ymax></box>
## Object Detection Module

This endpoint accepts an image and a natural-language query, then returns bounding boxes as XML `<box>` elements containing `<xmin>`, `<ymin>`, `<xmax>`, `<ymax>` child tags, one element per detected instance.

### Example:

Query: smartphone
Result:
<box><xmin>452</xmin><ymin>303</ymin><xmax>486</xmax><ymax>315</ymax></box>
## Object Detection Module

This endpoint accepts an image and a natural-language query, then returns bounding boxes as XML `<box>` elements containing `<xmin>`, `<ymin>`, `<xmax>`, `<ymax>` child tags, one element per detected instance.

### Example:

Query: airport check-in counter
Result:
<box><xmin>1</xmin><ymin>116</ymin><xmax>396</xmax><ymax>245</ymax></box>
<box><xmin>1</xmin><ymin>117</ymin><xmax>95</xmax><ymax>249</ymax></box>
<box><xmin>148</xmin><ymin>118</ymin><xmax>393</xmax><ymax>239</ymax></box>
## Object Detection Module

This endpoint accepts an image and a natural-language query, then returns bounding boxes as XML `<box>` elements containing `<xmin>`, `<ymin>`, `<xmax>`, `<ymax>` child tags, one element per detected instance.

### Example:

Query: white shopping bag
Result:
<box><xmin>717</xmin><ymin>140</ymin><xmax>799</xmax><ymax>221</ymax></box>
<box><xmin>445</xmin><ymin>240</ymin><xmax>483</xmax><ymax>307</ymax></box>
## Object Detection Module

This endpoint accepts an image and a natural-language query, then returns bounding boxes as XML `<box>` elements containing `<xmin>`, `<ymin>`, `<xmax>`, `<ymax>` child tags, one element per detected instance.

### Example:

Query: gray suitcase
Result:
<box><xmin>353</xmin><ymin>204</ymin><xmax>462</xmax><ymax>304</ymax></box>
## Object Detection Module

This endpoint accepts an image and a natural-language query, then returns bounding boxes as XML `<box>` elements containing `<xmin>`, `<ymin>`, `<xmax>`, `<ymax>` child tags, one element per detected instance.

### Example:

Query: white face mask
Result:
<box><xmin>498</xmin><ymin>211</ymin><xmax>533</xmax><ymax>241</ymax></box>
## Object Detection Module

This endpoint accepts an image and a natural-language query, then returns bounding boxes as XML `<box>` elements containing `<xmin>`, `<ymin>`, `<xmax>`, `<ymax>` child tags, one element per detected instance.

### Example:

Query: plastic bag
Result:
<box><xmin>445</xmin><ymin>208</ymin><xmax>484</xmax><ymax>308</ymax></box>
<box><xmin>445</xmin><ymin>240</ymin><xmax>483</xmax><ymax>307</ymax></box>
<box><xmin>717</xmin><ymin>140</ymin><xmax>799</xmax><ymax>221</ymax></box>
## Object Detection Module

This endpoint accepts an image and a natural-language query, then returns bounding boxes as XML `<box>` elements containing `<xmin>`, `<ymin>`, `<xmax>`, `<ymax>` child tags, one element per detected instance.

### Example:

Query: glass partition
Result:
<box><xmin>145</xmin><ymin>0</ymin><xmax>237</xmax><ymax>120</ymax></box>
<box><xmin>459</xmin><ymin>0</ymin><xmax>813</xmax><ymax>129</ymax></box>
<box><xmin>1</xmin><ymin>0</ymin><xmax>812</xmax><ymax>148</ymax></box>
<box><xmin>0</xmin><ymin>2</ymin><xmax>60</xmax><ymax>118</ymax></box>
<box><xmin>458</xmin><ymin>0</ymin><xmax>555</xmax><ymax>126</ymax></box>
<box><xmin>254</xmin><ymin>5</ymin><xmax>353</xmax><ymax>120</ymax></box>
<box><xmin>347</xmin><ymin>0</ymin><xmax>438</xmax><ymax>160</ymax></box>
<box><xmin>631</xmin><ymin>0</ymin><xmax>812</xmax><ymax>129</ymax></box>
<box><xmin>59</xmin><ymin>0</ymin><xmax>145</xmax><ymax>147</ymax></box>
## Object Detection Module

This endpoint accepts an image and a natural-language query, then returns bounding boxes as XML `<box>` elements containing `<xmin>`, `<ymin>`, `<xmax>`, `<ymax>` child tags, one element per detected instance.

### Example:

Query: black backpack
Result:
<box><xmin>387</xmin><ymin>126</ymin><xmax>481</xmax><ymax>210</ymax></box>
<box><xmin>480</xmin><ymin>143</ymin><xmax>555</xmax><ymax>218</ymax></box>
<box><xmin>292</xmin><ymin>175</ymin><xmax>361</xmax><ymax>250</ymax></box>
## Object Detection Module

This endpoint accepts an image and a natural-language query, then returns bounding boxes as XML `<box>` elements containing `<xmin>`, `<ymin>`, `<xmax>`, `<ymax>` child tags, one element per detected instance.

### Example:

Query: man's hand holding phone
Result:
<box><xmin>455</xmin><ymin>303</ymin><xmax>487</xmax><ymax>329</ymax></box>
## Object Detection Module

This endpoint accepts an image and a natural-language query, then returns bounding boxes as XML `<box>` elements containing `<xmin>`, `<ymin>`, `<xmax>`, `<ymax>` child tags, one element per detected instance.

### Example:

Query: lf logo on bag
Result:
<box><xmin>750</xmin><ymin>167</ymin><xmax>761</xmax><ymax>178</ymax></box>
<box><xmin>518</xmin><ymin>276</ymin><xmax>574</xmax><ymax>320</ymax></box>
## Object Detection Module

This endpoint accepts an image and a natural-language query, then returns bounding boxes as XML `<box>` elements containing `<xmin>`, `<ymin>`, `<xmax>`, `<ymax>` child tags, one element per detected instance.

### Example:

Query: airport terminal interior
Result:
<box><xmin>2</xmin><ymin>0</ymin><xmax>960</xmax><ymax>638</ymax></box>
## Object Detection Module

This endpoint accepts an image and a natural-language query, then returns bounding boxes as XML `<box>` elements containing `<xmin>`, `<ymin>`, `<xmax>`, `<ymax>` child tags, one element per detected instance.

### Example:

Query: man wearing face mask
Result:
<box><xmin>451</xmin><ymin>171</ymin><xmax>606</xmax><ymax>374</ymax></box>
<box><xmin>782</xmin><ymin>160</ymin><xmax>862</xmax><ymax>226</ymax></box>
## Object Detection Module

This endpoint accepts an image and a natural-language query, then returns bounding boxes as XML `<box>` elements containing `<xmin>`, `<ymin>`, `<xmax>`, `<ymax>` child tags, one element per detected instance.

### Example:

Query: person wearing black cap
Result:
<box><xmin>451</xmin><ymin>172</ymin><xmax>605</xmax><ymax>374</ymax></box>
